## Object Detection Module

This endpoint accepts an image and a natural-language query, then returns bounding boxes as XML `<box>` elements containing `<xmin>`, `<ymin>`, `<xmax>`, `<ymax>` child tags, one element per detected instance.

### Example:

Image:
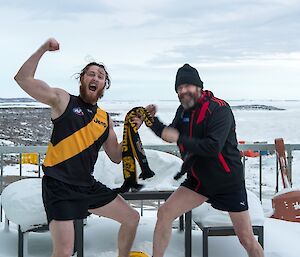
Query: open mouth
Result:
<box><xmin>88</xmin><ymin>84</ymin><xmax>97</xmax><ymax>92</ymax></box>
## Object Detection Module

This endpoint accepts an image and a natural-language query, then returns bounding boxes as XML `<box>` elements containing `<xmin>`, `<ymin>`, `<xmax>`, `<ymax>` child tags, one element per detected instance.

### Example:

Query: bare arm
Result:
<box><xmin>14</xmin><ymin>38</ymin><xmax>69</xmax><ymax>119</ymax></box>
<box><xmin>103</xmin><ymin>116</ymin><xmax>122</xmax><ymax>164</ymax></box>
<box><xmin>145</xmin><ymin>104</ymin><xmax>180</xmax><ymax>143</ymax></box>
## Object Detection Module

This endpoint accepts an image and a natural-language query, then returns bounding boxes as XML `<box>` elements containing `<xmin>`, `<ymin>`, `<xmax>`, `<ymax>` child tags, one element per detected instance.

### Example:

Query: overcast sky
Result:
<box><xmin>1</xmin><ymin>0</ymin><xmax>300</xmax><ymax>101</ymax></box>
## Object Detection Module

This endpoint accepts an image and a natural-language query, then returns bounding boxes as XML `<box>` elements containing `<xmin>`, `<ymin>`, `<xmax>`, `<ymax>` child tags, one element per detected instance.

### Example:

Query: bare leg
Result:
<box><xmin>229</xmin><ymin>211</ymin><xmax>264</xmax><ymax>257</ymax></box>
<box><xmin>49</xmin><ymin>220</ymin><xmax>75</xmax><ymax>257</ymax></box>
<box><xmin>153</xmin><ymin>186</ymin><xmax>207</xmax><ymax>257</ymax></box>
<box><xmin>89</xmin><ymin>195</ymin><xmax>140</xmax><ymax>257</ymax></box>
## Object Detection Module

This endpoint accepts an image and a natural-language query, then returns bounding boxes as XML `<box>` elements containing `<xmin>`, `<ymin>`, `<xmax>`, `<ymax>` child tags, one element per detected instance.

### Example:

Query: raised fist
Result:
<box><xmin>44</xmin><ymin>38</ymin><xmax>59</xmax><ymax>51</ymax></box>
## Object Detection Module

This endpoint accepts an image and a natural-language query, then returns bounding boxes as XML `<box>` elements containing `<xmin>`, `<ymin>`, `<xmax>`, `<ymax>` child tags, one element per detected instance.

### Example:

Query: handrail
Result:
<box><xmin>0</xmin><ymin>146</ymin><xmax>48</xmax><ymax>154</ymax></box>
<box><xmin>1</xmin><ymin>143</ymin><xmax>300</xmax><ymax>153</ymax></box>
<box><xmin>1</xmin><ymin>143</ymin><xmax>300</xmax><ymax>218</ymax></box>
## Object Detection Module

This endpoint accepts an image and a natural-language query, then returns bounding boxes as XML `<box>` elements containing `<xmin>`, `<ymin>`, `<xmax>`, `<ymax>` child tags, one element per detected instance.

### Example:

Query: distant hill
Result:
<box><xmin>0</xmin><ymin>98</ymin><xmax>286</xmax><ymax>111</ymax></box>
<box><xmin>231</xmin><ymin>104</ymin><xmax>285</xmax><ymax>111</ymax></box>
<box><xmin>0</xmin><ymin>98</ymin><xmax>36</xmax><ymax>103</ymax></box>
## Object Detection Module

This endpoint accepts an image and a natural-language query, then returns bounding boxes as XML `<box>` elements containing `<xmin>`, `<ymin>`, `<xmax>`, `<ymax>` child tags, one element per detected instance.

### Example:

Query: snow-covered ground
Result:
<box><xmin>0</xmin><ymin>150</ymin><xmax>300</xmax><ymax>257</ymax></box>
<box><xmin>1</xmin><ymin>99</ymin><xmax>300</xmax><ymax>256</ymax></box>
<box><xmin>1</xmin><ymin>212</ymin><xmax>300</xmax><ymax>257</ymax></box>
<box><xmin>1</xmin><ymin>150</ymin><xmax>300</xmax><ymax>257</ymax></box>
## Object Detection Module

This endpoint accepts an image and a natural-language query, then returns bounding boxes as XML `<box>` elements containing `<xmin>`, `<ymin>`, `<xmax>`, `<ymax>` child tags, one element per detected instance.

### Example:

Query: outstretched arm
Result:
<box><xmin>103</xmin><ymin>116</ymin><xmax>123</xmax><ymax>164</ymax></box>
<box><xmin>145</xmin><ymin>104</ymin><xmax>180</xmax><ymax>143</ymax></box>
<box><xmin>14</xmin><ymin>38</ymin><xmax>69</xmax><ymax>118</ymax></box>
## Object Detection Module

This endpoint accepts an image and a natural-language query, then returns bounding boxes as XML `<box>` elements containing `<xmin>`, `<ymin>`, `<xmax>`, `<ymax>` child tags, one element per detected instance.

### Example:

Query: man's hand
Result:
<box><xmin>130</xmin><ymin>116</ymin><xmax>143</xmax><ymax>130</ymax></box>
<box><xmin>145</xmin><ymin>104</ymin><xmax>157</xmax><ymax>117</ymax></box>
<box><xmin>130</xmin><ymin>105</ymin><xmax>156</xmax><ymax>130</ymax></box>
<box><xmin>43</xmin><ymin>38</ymin><xmax>60</xmax><ymax>52</ymax></box>
<box><xmin>161</xmin><ymin>127</ymin><xmax>179</xmax><ymax>143</ymax></box>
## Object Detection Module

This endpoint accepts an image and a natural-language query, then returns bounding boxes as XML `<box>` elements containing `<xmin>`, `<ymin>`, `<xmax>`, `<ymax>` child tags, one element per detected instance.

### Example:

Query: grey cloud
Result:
<box><xmin>2</xmin><ymin>0</ymin><xmax>112</xmax><ymax>19</ymax></box>
<box><xmin>143</xmin><ymin>1</ymin><xmax>300</xmax><ymax>66</ymax></box>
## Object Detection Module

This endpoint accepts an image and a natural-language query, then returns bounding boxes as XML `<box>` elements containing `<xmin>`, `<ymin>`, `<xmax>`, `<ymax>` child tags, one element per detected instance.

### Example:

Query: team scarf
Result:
<box><xmin>114</xmin><ymin>107</ymin><xmax>155</xmax><ymax>193</ymax></box>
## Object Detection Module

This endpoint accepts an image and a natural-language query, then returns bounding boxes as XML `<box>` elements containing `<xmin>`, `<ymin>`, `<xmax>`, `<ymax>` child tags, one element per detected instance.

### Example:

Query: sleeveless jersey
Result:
<box><xmin>42</xmin><ymin>95</ymin><xmax>109</xmax><ymax>186</ymax></box>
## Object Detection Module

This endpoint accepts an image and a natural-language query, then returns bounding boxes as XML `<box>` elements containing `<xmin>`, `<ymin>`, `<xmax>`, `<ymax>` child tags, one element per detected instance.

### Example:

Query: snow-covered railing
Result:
<box><xmin>238</xmin><ymin>143</ymin><xmax>300</xmax><ymax>201</ymax></box>
<box><xmin>1</xmin><ymin>143</ymin><xmax>300</xmax><ymax>219</ymax></box>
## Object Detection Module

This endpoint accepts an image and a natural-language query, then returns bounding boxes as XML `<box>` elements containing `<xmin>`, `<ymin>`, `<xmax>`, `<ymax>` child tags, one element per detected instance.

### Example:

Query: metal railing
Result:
<box><xmin>1</xmin><ymin>143</ymin><xmax>300</xmax><ymax>220</ymax></box>
<box><xmin>239</xmin><ymin>143</ymin><xmax>300</xmax><ymax>199</ymax></box>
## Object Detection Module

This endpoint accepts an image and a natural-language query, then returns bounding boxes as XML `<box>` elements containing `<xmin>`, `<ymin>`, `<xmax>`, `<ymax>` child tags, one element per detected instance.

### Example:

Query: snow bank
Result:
<box><xmin>93</xmin><ymin>149</ymin><xmax>184</xmax><ymax>190</ymax></box>
<box><xmin>0</xmin><ymin>149</ymin><xmax>183</xmax><ymax>232</ymax></box>
<box><xmin>273</xmin><ymin>187</ymin><xmax>300</xmax><ymax>197</ymax></box>
<box><xmin>1</xmin><ymin>178</ymin><xmax>47</xmax><ymax>232</ymax></box>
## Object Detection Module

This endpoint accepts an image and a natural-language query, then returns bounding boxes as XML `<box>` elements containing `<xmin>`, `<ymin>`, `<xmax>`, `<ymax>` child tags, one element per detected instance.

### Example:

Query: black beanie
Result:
<box><xmin>175</xmin><ymin>64</ymin><xmax>203</xmax><ymax>92</ymax></box>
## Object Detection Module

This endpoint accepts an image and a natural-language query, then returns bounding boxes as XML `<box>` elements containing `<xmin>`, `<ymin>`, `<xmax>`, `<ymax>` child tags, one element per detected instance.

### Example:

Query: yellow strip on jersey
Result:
<box><xmin>44</xmin><ymin>108</ymin><xmax>107</xmax><ymax>167</ymax></box>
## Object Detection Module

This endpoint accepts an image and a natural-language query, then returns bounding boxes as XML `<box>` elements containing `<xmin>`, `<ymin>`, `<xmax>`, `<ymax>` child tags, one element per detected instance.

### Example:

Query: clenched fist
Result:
<box><xmin>145</xmin><ymin>104</ymin><xmax>157</xmax><ymax>117</ymax></box>
<box><xmin>44</xmin><ymin>38</ymin><xmax>60</xmax><ymax>52</ymax></box>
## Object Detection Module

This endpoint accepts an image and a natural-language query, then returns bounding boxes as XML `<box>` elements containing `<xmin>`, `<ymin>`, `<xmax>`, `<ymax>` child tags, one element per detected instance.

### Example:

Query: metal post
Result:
<box><xmin>242</xmin><ymin>155</ymin><xmax>246</xmax><ymax>177</ymax></box>
<box><xmin>184</xmin><ymin>211</ymin><xmax>192</xmax><ymax>257</ymax></box>
<box><xmin>18</xmin><ymin>225</ymin><xmax>24</xmax><ymax>257</ymax></box>
<box><xmin>259</xmin><ymin>153</ymin><xmax>262</xmax><ymax>203</ymax></box>
<box><xmin>140</xmin><ymin>200</ymin><xmax>143</xmax><ymax>216</ymax></box>
<box><xmin>38</xmin><ymin>153</ymin><xmax>41</xmax><ymax>178</ymax></box>
<box><xmin>74</xmin><ymin>219</ymin><xmax>84</xmax><ymax>257</ymax></box>
<box><xmin>179</xmin><ymin>215</ymin><xmax>184</xmax><ymax>231</ymax></box>
<box><xmin>0</xmin><ymin>153</ymin><xmax>3</xmax><ymax>222</ymax></box>
<box><xmin>287</xmin><ymin>149</ymin><xmax>293</xmax><ymax>186</ymax></box>
<box><xmin>4</xmin><ymin>216</ymin><xmax>9</xmax><ymax>232</ymax></box>
<box><xmin>276</xmin><ymin>154</ymin><xmax>279</xmax><ymax>193</ymax></box>
<box><xmin>202</xmin><ymin>228</ymin><xmax>208</xmax><ymax>257</ymax></box>
<box><xmin>19</xmin><ymin>153</ymin><xmax>22</xmax><ymax>177</ymax></box>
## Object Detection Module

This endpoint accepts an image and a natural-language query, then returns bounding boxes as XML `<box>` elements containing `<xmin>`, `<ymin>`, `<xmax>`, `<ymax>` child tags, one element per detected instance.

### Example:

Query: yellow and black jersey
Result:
<box><xmin>42</xmin><ymin>95</ymin><xmax>109</xmax><ymax>186</ymax></box>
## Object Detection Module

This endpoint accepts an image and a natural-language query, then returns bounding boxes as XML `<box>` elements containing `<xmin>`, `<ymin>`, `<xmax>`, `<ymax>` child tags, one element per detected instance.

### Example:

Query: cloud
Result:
<box><xmin>142</xmin><ymin>0</ymin><xmax>300</xmax><ymax>66</ymax></box>
<box><xmin>1</xmin><ymin>0</ymin><xmax>300</xmax><ymax>99</ymax></box>
<box><xmin>1</xmin><ymin>0</ymin><xmax>112</xmax><ymax>20</ymax></box>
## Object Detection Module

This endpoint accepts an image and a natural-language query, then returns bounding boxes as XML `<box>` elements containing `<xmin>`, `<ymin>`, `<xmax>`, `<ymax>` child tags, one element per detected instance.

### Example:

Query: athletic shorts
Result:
<box><xmin>181</xmin><ymin>181</ymin><xmax>249</xmax><ymax>212</ymax></box>
<box><xmin>42</xmin><ymin>175</ymin><xmax>118</xmax><ymax>223</ymax></box>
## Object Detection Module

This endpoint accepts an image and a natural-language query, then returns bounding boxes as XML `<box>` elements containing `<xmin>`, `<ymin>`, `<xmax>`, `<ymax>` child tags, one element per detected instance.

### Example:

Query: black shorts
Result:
<box><xmin>182</xmin><ymin>182</ymin><xmax>248</xmax><ymax>212</ymax></box>
<box><xmin>42</xmin><ymin>175</ymin><xmax>118</xmax><ymax>223</ymax></box>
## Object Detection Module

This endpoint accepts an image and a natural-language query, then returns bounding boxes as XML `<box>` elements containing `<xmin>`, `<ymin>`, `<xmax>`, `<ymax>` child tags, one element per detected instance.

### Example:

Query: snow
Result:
<box><xmin>93</xmin><ymin>150</ymin><xmax>184</xmax><ymax>191</ymax></box>
<box><xmin>0</xmin><ymin>139</ymin><xmax>14</xmax><ymax>146</ymax></box>
<box><xmin>1</xmin><ymin>150</ymin><xmax>300</xmax><ymax>257</ymax></box>
<box><xmin>1</xmin><ymin>178</ymin><xmax>47</xmax><ymax>232</ymax></box>
<box><xmin>1</xmin><ymin>214</ymin><xmax>300</xmax><ymax>257</ymax></box>
<box><xmin>0</xmin><ymin>102</ymin><xmax>48</xmax><ymax>109</ymax></box>
<box><xmin>1</xmin><ymin>99</ymin><xmax>300</xmax><ymax>256</ymax></box>
<box><xmin>273</xmin><ymin>187</ymin><xmax>300</xmax><ymax>197</ymax></box>
<box><xmin>1</xmin><ymin>150</ymin><xmax>183</xmax><ymax>232</ymax></box>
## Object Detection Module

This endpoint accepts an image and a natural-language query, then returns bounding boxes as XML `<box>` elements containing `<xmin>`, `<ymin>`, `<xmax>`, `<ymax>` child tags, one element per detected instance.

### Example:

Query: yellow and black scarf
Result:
<box><xmin>115</xmin><ymin>107</ymin><xmax>155</xmax><ymax>193</ymax></box>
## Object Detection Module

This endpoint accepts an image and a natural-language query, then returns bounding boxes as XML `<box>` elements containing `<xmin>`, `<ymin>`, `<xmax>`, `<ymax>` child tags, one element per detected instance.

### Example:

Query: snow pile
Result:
<box><xmin>1</xmin><ymin>178</ymin><xmax>47</xmax><ymax>232</ymax></box>
<box><xmin>273</xmin><ymin>187</ymin><xmax>300</xmax><ymax>197</ymax></box>
<box><xmin>0</xmin><ymin>149</ymin><xmax>183</xmax><ymax>232</ymax></box>
<box><xmin>93</xmin><ymin>149</ymin><xmax>184</xmax><ymax>190</ymax></box>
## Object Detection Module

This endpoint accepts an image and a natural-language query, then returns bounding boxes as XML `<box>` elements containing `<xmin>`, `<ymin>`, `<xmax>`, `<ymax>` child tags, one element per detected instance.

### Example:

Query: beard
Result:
<box><xmin>80</xmin><ymin>85</ymin><xmax>104</xmax><ymax>104</ymax></box>
<box><xmin>179</xmin><ymin>91</ymin><xmax>200</xmax><ymax>110</ymax></box>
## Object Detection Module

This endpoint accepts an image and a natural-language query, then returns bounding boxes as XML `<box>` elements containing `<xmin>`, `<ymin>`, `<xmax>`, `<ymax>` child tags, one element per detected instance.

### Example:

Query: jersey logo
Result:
<box><xmin>94</xmin><ymin>117</ymin><xmax>107</xmax><ymax>128</ymax></box>
<box><xmin>73</xmin><ymin>107</ymin><xmax>84</xmax><ymax>116</ymax></box>
<box><xmin>183</xmin><ymin>117</ymin><xmax>189</xmax><ymax>123</ymax></box>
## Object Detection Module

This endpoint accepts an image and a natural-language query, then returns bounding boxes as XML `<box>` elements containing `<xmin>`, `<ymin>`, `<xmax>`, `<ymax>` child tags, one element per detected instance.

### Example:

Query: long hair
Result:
<box><xmin>76</xmin><ymin>62</ymin><xmax>111</xmax><ymax>89</ymax></box>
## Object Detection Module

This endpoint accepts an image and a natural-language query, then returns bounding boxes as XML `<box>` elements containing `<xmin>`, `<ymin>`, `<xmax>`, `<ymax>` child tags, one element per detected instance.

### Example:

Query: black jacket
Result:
<box><xmin>171</xmin><ymin>90</ymin><xmax>244</xmax><ymax>196</ymax></box>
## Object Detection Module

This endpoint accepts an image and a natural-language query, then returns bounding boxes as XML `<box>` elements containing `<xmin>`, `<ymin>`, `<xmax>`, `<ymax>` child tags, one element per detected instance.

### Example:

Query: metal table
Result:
<box><xmin>75</xmin><ymin>190</ymin><xmax>192</xmax><ymax>257</ymax></box>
